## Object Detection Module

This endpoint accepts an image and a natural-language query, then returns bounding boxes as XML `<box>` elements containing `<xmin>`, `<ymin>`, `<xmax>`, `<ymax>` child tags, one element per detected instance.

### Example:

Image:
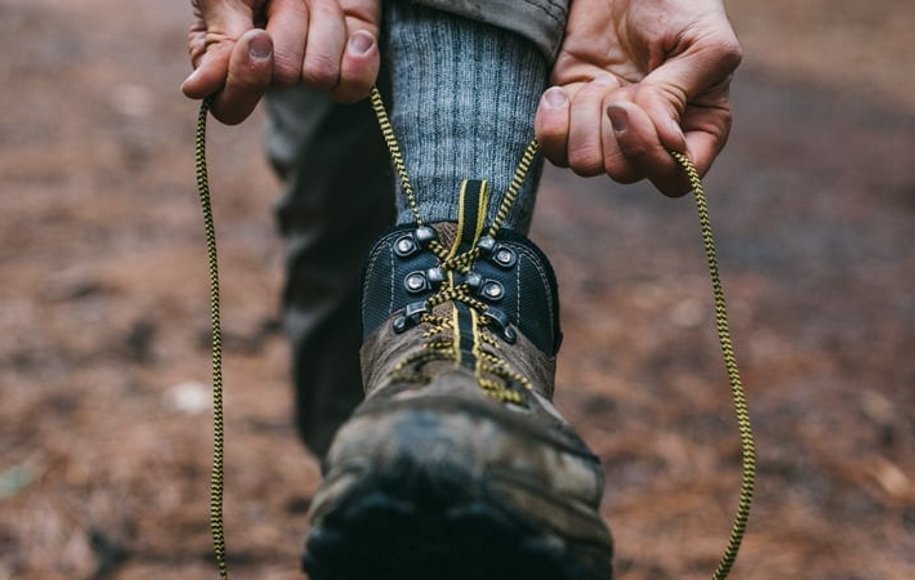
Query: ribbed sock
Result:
<box><xmin>385</xmin><ymin>1</ymin><xmax>548</xmax><ymax>234</ymax></box>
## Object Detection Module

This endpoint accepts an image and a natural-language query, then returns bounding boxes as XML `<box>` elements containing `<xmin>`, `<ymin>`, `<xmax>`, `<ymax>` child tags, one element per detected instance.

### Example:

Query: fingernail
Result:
<box><xmin>249</xmin><ymin>36</ymin><xmax>272</xmax><ymax>60</ymax></box>
<box><xmin>348</xmin><ymin>31</ymin><xmax>375</xmax><ymax>56</ymax></box>
<box><xmin>669</xmin><ymin>118</ymin><xmax>686</xmax><ymax>147</ymax></box>
<box><xmin>183</xmin><ymin>67</ymin><xmax>200</xmax><ymax>86</ymax></box>
<box><xmin>543</xmin><ymin>87</ymin><xmax>568</xmax><ymax>108</ymax></box>
<box><xmin>607</xmin><ymin>105</ymin><xmax>628</xmax><ymax>133</ymax></box>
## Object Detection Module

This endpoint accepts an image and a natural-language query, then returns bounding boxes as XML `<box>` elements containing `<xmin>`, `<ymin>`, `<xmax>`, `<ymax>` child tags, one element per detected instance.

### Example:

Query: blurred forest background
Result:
<box><xmin>1</xmin><ymin>0</ymin><xmax>913</xmax><ymax>578</ymax></box>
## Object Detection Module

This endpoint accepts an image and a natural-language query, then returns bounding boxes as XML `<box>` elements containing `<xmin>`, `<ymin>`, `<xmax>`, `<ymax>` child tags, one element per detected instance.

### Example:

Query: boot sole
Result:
<box><xmin>303</xmin><ymin>405</ymin><xmax>612</xmax><ymax>580</ymax></box>
<box><xmin>303</xmin><ymin>457</ymin><xmax>606</xmax><ymax>580</ymax></box>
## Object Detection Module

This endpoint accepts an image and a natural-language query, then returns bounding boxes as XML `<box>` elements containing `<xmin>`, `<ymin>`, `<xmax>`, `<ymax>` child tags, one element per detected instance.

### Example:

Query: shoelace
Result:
<box><xmin>195</xmin><ymin>86</ymin><xmax>756</xmax><ymax>580</ymax></box>
<box><xmin>372</xmin><ymin>88</ymin><xmax>538</xmax><ymax>404</ymax></box>
<box><xmin>384</xmin><ymin>244</ymin><xmax>534</xmax><ymax>405</ymax></box>
<box><xmin>193</xmin><ymin>100</ymin><xmax>227</xmax><ymax>580</ymax></box>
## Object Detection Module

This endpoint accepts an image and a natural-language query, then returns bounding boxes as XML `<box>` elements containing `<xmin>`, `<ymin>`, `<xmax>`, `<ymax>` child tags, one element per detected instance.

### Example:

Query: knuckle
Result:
<box><xmin>535</xmin><ymin>121</ymin><xmax>565</xmax><ymax>146</ymax></box>
<box><xmin>605</xmin><ymin>163</ymin><xmax>640</xmax><ymax>184</ymax></box>
<box><xmin>546</xmin><ymin>153</ymin><xmax>569</xmax><ymax>169</ymax></box>
<box><xmin>713</xmin><ymin>34</ymin><xmax>744</xmax><ymax>72</ymax></box>
<box><xmin>659</xmin><ymin>176</ymin><xmax>691</xmax><ymax>197</ymax></box>
<box><xmin>333</xmin><ymin>82</ymin><xmax>369</xmax><ymax>105</ymax></box>
<box><xmin>231</xmin><ymin>69</ymin><xmax>268</xmax><ymax>91</ymax></box>
<box><xmin>568</xmin><ymin>151</ymin><xmax>603</xmax><ymax>177</ymax></box>
<box><xmin>615</xmin><ymin>173</ymin><xmax>642</xmax><ymax>185</ymax></box>
<box><xmin>714</xmin><ymin>127</ymin><xmax>731</xmax><ymax>153</ymax></box>
<box><xmin>535</xmin><ymin>132</ymin><xmax>569</xmax><ymax>166</ymax></box>
<box><xmin>567</xmin><ymin>134</ymin><xmax>602</xmax><ymax>174</ymax></box>
<box><xmin>302</xmin><ymin>55</ymin><xmax>340</xmax><ymax>89</ymax></box>
<box><xmin>619</xmin><ymin>139</ymin><xmax>649</xmax><ymax>159</ymax></box>
<box><xmin>720</xmin><ymin>106</ymin><xmax>734</xmax><ymax>128</ymax></box>
<box><xmin>272</xmin><ymin>61</ymin><xmax>301</xmax><ymax>87</ymax></box>
<box><xmin>572</xmin><ymin>166</ymin><xmax>603</xmax><ymax>178</ymax></box>
<box><xmin>212</xmin><ymin>107</ymin><xmax>245</xmax><ymax>126</ymax></box>
<box><xmin>574</xmin><ymin>82</ymin><xmax>609</xmax><ymax>105</ymax></box>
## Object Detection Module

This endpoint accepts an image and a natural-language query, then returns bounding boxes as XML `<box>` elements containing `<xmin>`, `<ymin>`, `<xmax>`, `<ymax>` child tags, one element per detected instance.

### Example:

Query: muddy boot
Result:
<box><xmin>303</xmin><ymin>181</ymin><xmax>613</xmax><ymax>580</ymax></box>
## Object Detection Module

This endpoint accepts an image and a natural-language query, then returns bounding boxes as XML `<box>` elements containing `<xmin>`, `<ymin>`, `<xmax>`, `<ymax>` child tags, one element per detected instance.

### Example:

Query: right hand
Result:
<box><xmin>534</xmin><ymin>0</ymin><xmax>742</xmax><ymax>196</ymax></box>
<box><xmin>181</xmin><ymin>0</ymin><xmax>381</xmax><ymax>125</ymax></box>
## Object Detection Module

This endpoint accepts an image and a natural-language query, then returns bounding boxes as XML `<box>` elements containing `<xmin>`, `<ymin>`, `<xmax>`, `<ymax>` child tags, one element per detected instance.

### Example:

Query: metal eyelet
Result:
<box><xmin>405</xmin><ymin>301</ymin><xmax>428</xmax><ymax>318</ymax></box>
<box><xmin>394</xmin><ymin>227</ymin><xmax>438</xmax><ymax>258</ymax></box>
<box><xmin>414</xmin><ymin>225</ymin><xmax>437</xmax><ymax>246</ymax></box>
<box><xmin>477</xmin><ymin>236</ymin><xmax>517</xmax><ymax>268</ymax></box>
<box><xmin>483</xmin><ymin>309</ymin><xmax>517</xmax><ymax>344</ymax></box>
<box><xmin>425</xmin><ymin>267</ymin><xmax>445</xmax><ymax>286</ymax></box>
<box><xmin>493</xmin><ymin>246</ymin><xmax>517</xmax><ymax>268</ymax></box>
<box><xmin>394</xmin><ymin>234</ymin><xmax>417</xmax><ymax>257</ymax></box>
<box><xmin>476</xmin><ymin>236</ymin><xmax>497</xmax><ymax>256</ymax></box>
<box><xmin>465</xmin><ymin>271</ymin><xmax>483</xmax><ymax>291</ymax></box>
<box><xmin>502</xmin><ymin>326</ymin><xmax>517</xmax><ymax>344</ymax></box>
<box><xmin>392</xmin><ymin>316</ymin><xmax>408</xmax><ymax>333</ymax></box>
<box><xmin>482</xmin><ymin>281</ymin><xmax>504</xmax><ymax>301</ymax></box>
<box><xmin>404</xmin><ymin>271</ymin><xmax>428</xmax><ymax>294</ymax></box>
<box><xmin>392</xmin><ymin>301</ymin><xmax>429</xmax><ymax>333</ymax></box>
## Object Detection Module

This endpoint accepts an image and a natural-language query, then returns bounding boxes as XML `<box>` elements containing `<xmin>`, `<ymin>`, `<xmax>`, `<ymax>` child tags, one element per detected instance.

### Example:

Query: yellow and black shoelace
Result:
<box><xmin>194</xmin><ymin>87</ymin><xmax>756</xmax><ymax>580</ymax></box>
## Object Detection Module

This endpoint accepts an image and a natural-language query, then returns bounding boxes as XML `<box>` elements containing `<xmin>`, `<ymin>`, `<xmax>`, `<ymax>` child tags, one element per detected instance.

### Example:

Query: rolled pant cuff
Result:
<box><xmin>410</xmin><ymin>0</ymin><xmax>569</xmax><ymax>61</ymax></box>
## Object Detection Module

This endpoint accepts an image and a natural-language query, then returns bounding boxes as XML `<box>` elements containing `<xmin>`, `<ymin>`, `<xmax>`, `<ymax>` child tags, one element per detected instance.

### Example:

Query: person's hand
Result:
<box><xmin>181</xmin><ymin>0</ymin><xmax>381</xmax><ymax>125</ymax></box>
<box><xmin>535</xmin><ymin>0</ymin><xmax>742</xmax><ymax>195</ymax></box>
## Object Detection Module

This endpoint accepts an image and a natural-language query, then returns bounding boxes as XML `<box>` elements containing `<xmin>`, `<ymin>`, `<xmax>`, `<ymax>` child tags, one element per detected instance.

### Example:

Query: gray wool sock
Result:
<box><xmin>385</xmin><ymin>2</ymin><xmax>548</xmax><ymax>234</ymax></box>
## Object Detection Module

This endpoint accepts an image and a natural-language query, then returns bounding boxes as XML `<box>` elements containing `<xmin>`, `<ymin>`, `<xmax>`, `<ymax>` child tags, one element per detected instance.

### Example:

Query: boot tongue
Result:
<box><xmin>434</xmin><ymin>179</ymin><xmax>491</xmax><ymax>378</ymax></box>
<box><xmin>441</xmin><ymin>179</ymin><xmax>490</xmax><ymax>257</ymax></box>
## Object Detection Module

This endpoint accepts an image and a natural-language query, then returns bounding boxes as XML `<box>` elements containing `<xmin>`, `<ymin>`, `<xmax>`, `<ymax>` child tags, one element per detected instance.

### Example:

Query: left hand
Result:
<box><xmin>182</xmin><ymin>0</ymin><xmax>381</xmax><ymax>125</ymax></box>
<box><xmin>535</xmin><ymin>0</ymin><xmax>742</xmax><ymax>196</ymax></box>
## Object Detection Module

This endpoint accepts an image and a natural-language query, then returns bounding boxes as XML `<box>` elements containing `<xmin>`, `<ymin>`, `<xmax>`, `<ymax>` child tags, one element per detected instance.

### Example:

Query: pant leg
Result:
<box><xmin>265</xmin><ymin>86</ymin><xmax>395</xmax><ymax>458</ymax></box>
<box><xmin>412</xmin><ymin>0</ymin><xmax>570</xmax><ymax>60</ymax></box>
<box><xmin>265</xmin><ymin>1</ymin><xmax>566</xmax><ymax>460</ymax></box>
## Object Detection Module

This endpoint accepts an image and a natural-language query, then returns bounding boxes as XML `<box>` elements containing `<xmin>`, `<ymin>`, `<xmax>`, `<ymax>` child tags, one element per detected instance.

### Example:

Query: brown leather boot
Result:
<box><xmin>303</xmin><ymin>181</ymin><xmax>613</xmax><ymax>580</ymax></box>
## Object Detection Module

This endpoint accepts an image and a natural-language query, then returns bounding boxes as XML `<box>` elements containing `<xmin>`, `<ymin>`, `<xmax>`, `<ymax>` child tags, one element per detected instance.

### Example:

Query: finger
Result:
<box><xmin>678</xmin><ymin>93</ymin><xmax>734</xmax><ymax>176</ymax></box>
<box><xmin>606</xmin><ymin>101</ymin><xmax>690</xmax><ymax>196</ymax></box>
<box><xmin>599</xmin><ymin>85</ymin><xmax>639</xmax><ymax>184</ymax></box>
<box><xmin>640</xmin><ymin>30</ymin><xmax>742</xmax><ymax>150</ymax></box>
<box><xmin>182</xmin><ymin>42</ymin><xmax>235</xmax><ymax>99</ymax></box>
<box><xmin>535</xmin><ymin>86</ymin><xmax>571</xmax><ymax>168</ymax></box>
<box><xmin>182</xmin><ymin>2</ymin><xmax>257</xmax><ymax>99</ymax></box>
<box><xmin>333</xmin><ymin>30</ymin><xmax>380</xmax><ymax>103</ymax></box>
<box><xmin>567</xmin><ymin>79</ymin><xmax>616</xmax><ymax>177</ymax></box>
<box><xmin>634</xmin><ymin>85</ymin><xmax>688</xmax><ymax>154</ymax></box>
<box><xmin>302</xmin><ymin>0</ymin><xmax>346</xmax><ymax>90</ymax></box>
<box><xmin>210</xmin><ymin>29</ymin><xmax>274</xmax><ymax>125</ymax></box>
<box><xmin>685</xmin><ymin>130</ymin><xmax>726</xmax><ymax>178</ymax></box>
<box><xmin>266</xmin><ymin>0</ymin><xmax>309</xmax><ymax>86</ymax></box>
<box><xmin>647</xmin><ymin>30</ymin><xmax>742</xmax><ymax>103</ymax></box>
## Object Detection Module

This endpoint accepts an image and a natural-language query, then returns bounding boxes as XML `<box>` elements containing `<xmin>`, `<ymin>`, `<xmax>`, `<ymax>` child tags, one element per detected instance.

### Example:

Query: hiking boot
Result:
<box><xmin>303</xmin><ymin>181</ymin><xmax>613</xmax><ymax>580</ymax></box>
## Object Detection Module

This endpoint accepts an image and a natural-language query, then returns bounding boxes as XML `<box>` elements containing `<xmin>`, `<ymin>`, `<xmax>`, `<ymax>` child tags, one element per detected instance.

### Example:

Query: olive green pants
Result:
<box><xmin>266</xmin><ymin>0</ymin><xmax>568</xmax><ymax>457</ymax></box>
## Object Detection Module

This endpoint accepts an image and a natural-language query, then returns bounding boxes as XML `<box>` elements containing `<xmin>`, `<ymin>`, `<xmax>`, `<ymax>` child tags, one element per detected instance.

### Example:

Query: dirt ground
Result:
<box><xmin>1</xmin><ymin>0</ymin><xmax>913</xmax><ymax>578</ymax></box>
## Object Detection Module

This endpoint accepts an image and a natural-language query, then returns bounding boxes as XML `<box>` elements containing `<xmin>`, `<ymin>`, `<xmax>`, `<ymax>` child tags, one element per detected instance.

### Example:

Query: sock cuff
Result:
<box><xmin>386</xmin><ymin>2</ymin><xmax>547</xmax><ymax>233</ymax></box>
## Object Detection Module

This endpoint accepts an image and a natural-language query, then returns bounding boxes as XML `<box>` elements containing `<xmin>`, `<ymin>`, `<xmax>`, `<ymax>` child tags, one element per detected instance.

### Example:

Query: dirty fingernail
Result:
<box><xmin>348</xmin><ymin>31</ymin><xmax>375</xmax><ymax>56</ymax></box>
<box><xmin>607</xmin><ymin>105</ymin><xmax>628</xmax><ymax>133</ymax></box>
<box><xmin>543</xmin><ymin>87</ymin><xmax>568</xmax><ymax>108</ymax></box>
<box><xmin>249</xmin><ymin>36</ymin><xmax>272</xmax><ymax>60</ymax></box>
